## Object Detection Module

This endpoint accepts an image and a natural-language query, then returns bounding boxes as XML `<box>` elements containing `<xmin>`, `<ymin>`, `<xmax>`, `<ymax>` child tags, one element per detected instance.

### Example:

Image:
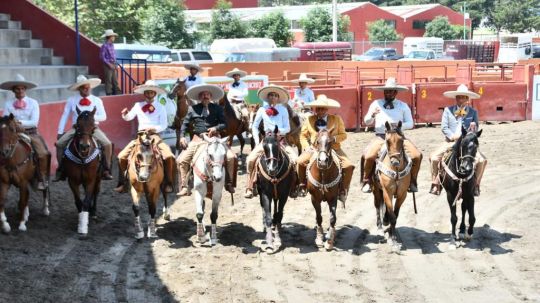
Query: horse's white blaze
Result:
<box><xmin>319</xmin><ymin>153</ymin><xmax>327</xmax><ymax>162</ymax></box>
<box><xmin>78</xmin><ymin>211</ymin><xmax>89</xmax><ymax>234</ymax></box>
<box><xmin>1</xmin><ymin>211</ymin><xmax>10</xmax><ymax>233</ymax></box>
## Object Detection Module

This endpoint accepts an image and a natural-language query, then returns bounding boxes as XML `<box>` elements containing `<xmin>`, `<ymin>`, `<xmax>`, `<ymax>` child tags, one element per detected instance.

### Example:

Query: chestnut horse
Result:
<box><xmin>169</xmin><ymin>79</ymin><xmax>190</xmax><ymax>153</ymax></box>
<box><xmin>218</xmin><ymin>93</ymin><xmax>250</xmax><ymax>156</ymax></box>
<box><xmin>306</xmin><ymin>128</ymin><xmax>342</xmax><ymax>250</ymax></box>
<box><xmin>63</xmin><ymin>108</ymin><xmax>102</xmax><ymax>235</ymax></box>
<box><xmin>0</xmin><ymin>114</ymin><xmax>50</xmax><ymax>233</ymax></box>
<box><xmin>371</xmin><ymin>121</ymin><xmax>413</xmax><ymax>252</ymax></box>
<box><xmin>127</xmin><ymin>130</ymin><xmax>169</xmax><ymax>239</ymax></box>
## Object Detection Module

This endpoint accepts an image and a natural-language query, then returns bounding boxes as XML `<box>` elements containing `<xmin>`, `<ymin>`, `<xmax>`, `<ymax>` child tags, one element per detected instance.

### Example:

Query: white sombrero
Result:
<box><xmin>184</xmin><ymin>63</ymin><xmax>203</xmax><ymax>72</ymax></box>
<box><xmin>0</xmin><ymin>74</ymin><xmax>37</xmax><ymax>90</ymax></box>
<box><xmin>373</xmin><ymin>77</ymin><xmax>408</xmax><ymax>92</ymax></box>
<box><xmin>443</xmin><ymin>84</ymin><xmax>480</xmax><ymax>99</ymax></box>
<box><xmin>291</xmin><ymin>73</ymin><xmax>315</xmax><ymax>84</ymax></box>
<box><xmin>305</xmin><ymin>94</ymin><xmax>341</xmax><ymax>109</ymax></box>
<box><xmin>101</xmin><ymin>29</ymin><xmax>118</xmax><ymax>38</ymax></box>
<box><xmin>257</xmin><ymin>85</ymin><xmax>289</xmax><ymax>103</ymax></box>
<box><xmin>225</xmin><ymin>67</ymin><xmax>247</xmax><ymax>78</ymax></box>
<box><xmin>68</xmin><ymin>75</ymin><xmax>101</xmax><ymax>91</ymax></box>
<box><xmin>186</xmin><ymin>84</ymin><xmax>224</xmax><ymax>102</ymax></box>
<box><xmin>134</xmin><ymin>79</ymin><xmax>167</xmax><ymax>95</ymax></box>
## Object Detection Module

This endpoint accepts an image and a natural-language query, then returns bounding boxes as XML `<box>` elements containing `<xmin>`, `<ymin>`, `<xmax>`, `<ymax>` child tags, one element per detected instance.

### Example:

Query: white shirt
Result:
<box><xmin>364</xmin><ymin>99</ymin><xmax>413</xmax><ymax>134</ymax></box>
<box><xmin>122</xmin><ymin>100</ymin><xmax>168</xmax><ymax>133</ymax></box>
<box><xmin>3</xmin><ymin>96</ymin><xmax>40</xmax><ymax>128</ymax></box>
<box><xmin>228</xmin><ymin>81</ymin><xmax>248</xmax><ymax>101</ymax></box>
<box><xmin>252</xmin><ymin>103</ymin><xmax>290</xmax><ymax>145</ymax></box>
<box><xmin>57</xmin><ymin>94</ymin><xmax>107</xmax><ymax>134</ymax></box>
<box><xmin>184</xmin><ymin>74</ymin><xmax>204</xmax><ymax>89</ymax></box>
<box><xmin>293</xmin><ymin>88</ymin><xmax>315</xmax><ymax>104</ymax></box>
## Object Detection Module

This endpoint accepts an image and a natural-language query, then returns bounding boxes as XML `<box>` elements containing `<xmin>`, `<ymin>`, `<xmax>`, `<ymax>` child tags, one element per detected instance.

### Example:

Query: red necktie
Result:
<box><xmin>79</xmin><ymin>97</ymin><xmax>91</xmax><ymax>106</ymax></box>
<box><xmin>14</xmin><ymin>98</ymin><xmax>27</xmax><ymax>109</ymax></box>
<box><xmin>142</xmin><ymin>103</ymin><xmax>155</xmax><ymax>113</ymax></box>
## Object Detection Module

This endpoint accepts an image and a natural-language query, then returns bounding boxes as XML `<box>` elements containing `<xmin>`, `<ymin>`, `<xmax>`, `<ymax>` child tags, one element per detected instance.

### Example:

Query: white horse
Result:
<box><xmin>192</xmin><ymin>135</ymin><xmax>228</xmax><ymax>245</ymax></box>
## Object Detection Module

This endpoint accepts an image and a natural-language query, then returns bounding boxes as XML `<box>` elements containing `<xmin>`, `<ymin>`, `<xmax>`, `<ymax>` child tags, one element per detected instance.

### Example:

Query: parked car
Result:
<box><xmin>532</xmin><ymin>44</ymin><xmax>540</xmax><ymax>58</ymax></box>
<box><xmin>398</xmin><ymin>49</ymin><xmax>436</xmax><ymax>61</ymax></box>
<box><xmin>114</xmin><ymin>43</ymin><xmax>172</xmax><ymax>63</ymax></box>
<box><xmin>353</xmin><ymin>47</ymin><xmax>403</xmax><ymax>61</ymax></box>
<box><xmin>170</xmin><ymin>49</ymin><xmax>213</xmax><ymax>64</ymax></box>
<box><xmin>210</xmin><ymin>38</ymin><xmax>277</xmax><ymax>63</ymax></box>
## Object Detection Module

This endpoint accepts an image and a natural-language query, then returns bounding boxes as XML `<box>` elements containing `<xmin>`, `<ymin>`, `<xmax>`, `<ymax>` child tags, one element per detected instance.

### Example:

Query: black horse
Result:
<box><xmin>440</xmin><ymin>126</ymin><xmax>482</xmax><ymax>248</ymax></box>
<box><xmin>256</xmin><ymin>126</ymin><xmax>294</xmax><ymax>253</ymax></box>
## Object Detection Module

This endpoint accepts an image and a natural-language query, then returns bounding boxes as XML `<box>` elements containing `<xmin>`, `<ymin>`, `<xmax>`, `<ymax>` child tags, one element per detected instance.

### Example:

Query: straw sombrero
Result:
<box><xmin>186</xmin><ymin>84</ymin><xmax>224</xmax><ymax>102</ymax></box>
<box><xmin>134</xmin><ymin>79</ymin><xmax>167</xmax><ymax>95</ymax></box>
<box><xmin>101</xmin><ymin>29</ymin><xmax>118</xmax><ymax>38</ymax></box>
<box><xmin>443</xmin><ymin>84</ymin><xmax>480</xmax><ymax>99</ymax></box>
<box><xmin>291</xmin><ymin>73</ymin><xmax>315</xmax><ymax>84</ymax></box>
<box><xmin>68</xmin><ymin>75</ymin><xmax>101</xmax><ymax>91</ymax></box>
<box><xmin>225</xmin><ymin>68</ymin><xmax>247</xmax><ymax>78</ymax></box>
<box><xmin>305</xmin><ymin>95</ymin><xmax>341</xmax><ymax>109</ymax></box>
<box><xmin>184</xmin><ymin>63</ymin><xmax>203</xmax><ymax>72</ymax></box>
<box><xmin>257</xmin><ymin>85</ymin><xmax>289</xmax><ymax>103</ymax></box>
<box><xmin>373</xmin><ymin>77</ymin><xmax>408</xmax><ymax>92</ymax></box>
<box><xmin>0</xmin><ymin>74</ymin><xmax>37</xmax><ymax>90</ymax></box>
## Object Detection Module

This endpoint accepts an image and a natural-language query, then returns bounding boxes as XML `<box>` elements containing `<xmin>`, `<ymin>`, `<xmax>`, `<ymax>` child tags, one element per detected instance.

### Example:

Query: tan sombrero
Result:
<box><xmin>0</xmin><ymin>74</ymin><xmax>37</xmax><ymax>90</ymax></box>
<box><xmin>291</xmin><ymin>73</ymin><xmax>315</xmax><ymax>84</ymax></box>
<box><xmin>443</xmin><ymin>84</ymin><xmax>480</xmax><ymax>99</ymax></box>
<box><xmin>373</xmin><ymin>77</ymin><xmax>408</xmax><ymax>92</ymax></box>
<box><xmin>68</xmin><ymin>75</ymin><xmax>101</xmax><ymax>91</ymax></box>
<box><xmin>184</xmin><ymin>63</ymin><xmax>203</xmax><ymax>72</ymax></box>
<box><xmin>186</xmin><ymin>84</ymin><xmax>224</xmax><ymax>102</ymax></box>
<box><xmin>100</xmin><ymin>29</ymin><xmax>118</xmax><ymax>38</ymax></box>
<box><xmin>134</xmin><ymin>79</ymin><xmax>167</xmax><ymax>95</ymax></box>
<box><xmin>257</xmin><ymin>85</ymin><xmax>289</xmax><ymax>103</ymax></box>
<box><xmin>305</xmin><ymin>94</ymin><xmax>341</xmax><ymax>109</ymax></box>
<box><xmin>225</xmin><ymin>68</ymin><xmax>247</xmax><ymax>78</ymax></box>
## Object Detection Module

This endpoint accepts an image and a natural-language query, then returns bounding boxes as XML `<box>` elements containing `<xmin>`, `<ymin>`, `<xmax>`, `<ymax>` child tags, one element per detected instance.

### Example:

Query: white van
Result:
<box><xmin>210</xmin><ymin>38</ymin><xmax>277</xmax><ymax>63</ymax></box>
<box><xmin>498</xmin><ymin>35</ymin><xmax>533</xmax><ymax>62</ymax></box>
<box><xmin>403</xmin><ymin>37</ymin><xmax>444</xmax><ymax>58</ymax></box>
<box><xmin>170</xmin><ymin>49</ymin><xmax>213</xmax><ymax>64</ymax></box>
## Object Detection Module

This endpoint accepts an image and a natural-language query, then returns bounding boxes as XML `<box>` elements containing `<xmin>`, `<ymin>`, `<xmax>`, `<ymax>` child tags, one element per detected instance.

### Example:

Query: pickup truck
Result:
<box><xmin>398</xmin><ymin>49</ymin><xmax>436</xmax><ymax>61</ymax></box>
<box><xmin>353</xmin><ymin>47</ymin><xmax>404</xmax><ymax>61</ymax></box>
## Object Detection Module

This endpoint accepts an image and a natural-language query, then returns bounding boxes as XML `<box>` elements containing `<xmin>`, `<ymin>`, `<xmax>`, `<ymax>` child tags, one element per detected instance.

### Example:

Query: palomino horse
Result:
<box><xmin>169</xmin><ymin>79</ymin><xmax>190</xmax><ymax>153</ymax></box>
<box><xmin>191</xmin><ymin>135</ymin><xmax>228</xmax><ymax>245</ymax></box>
<box><xmin>306</xmin><ymin>128</ymin><xmax>342</xmax><ymax>250</ymax></box>
<box><xmin>63</xmin><ymin>108</ymin><xmax>102</xmax><ymax>235</ymax></box>
<box><xmin>371</xmin><ymin>121</ymin><xmax>413</xmax><ymax>251</ymax></box>
<box><xmin>0</xmin><ymin>114</ymin><xmax>50</xmax><ymax>233</ymax></box>
<box><xmin>440</xmin><ymin>127</ymin><xmax>482</xmax><ymax>248</ymax></box>
<box><xmin>127</xmin><ymin>130</ymin><xmax>170</xmax><ymax>239</ymax></box>
<box><xmin>256</xmin><ymin>126</ymin><xmax>295</xmax><ymax>253</ymax></box>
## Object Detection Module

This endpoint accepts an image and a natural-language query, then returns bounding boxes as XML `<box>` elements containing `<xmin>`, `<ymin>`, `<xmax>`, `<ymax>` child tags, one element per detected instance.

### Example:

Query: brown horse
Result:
<box><xmin>306</xmin><ymin>128</ymin><xmax>342</xmax><ymax>250</ymax></box>
<box><xmin>0</xmin><ymin>114</ymin><xmax>50</xmax><ymax>233</ymax></box>
<box><xmin>371</xmin><ymin>121</ymin><xmax>412</xmax><ymax>252</ymax></box>
<box><xmin>169</xmin><ymin>79</ymin><xmax>190</xmax><ymax>153</ymax></box>
<box><xmin>218</xmin><ymin>93</ymin><xmax>250</xmax><ymax>155</ymax></box>
<box><xmin>127</xmin><ymin>130</ymin><xmax>169</xmax><ymax>239</ymax></box>
<box><xmin>62</xmin><ymin>108</ymin><xmax>101</xmax><ymax>236</ymax></box>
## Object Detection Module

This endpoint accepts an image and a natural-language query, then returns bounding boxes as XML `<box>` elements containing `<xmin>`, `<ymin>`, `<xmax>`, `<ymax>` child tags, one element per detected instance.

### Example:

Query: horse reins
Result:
<box><xmin>257</xmin><ymin>148</ymin><xmax>293</xmax><ymax>200</ymax></box>
<box><xmin>192</xmin><ymin>142</ymin><xmax>226</xmax><ymax>183</ymax></box>
<box><xmin>439</xmin><ymin>142</ymin><xmax>476</xmax><ymax>207</ymax></box>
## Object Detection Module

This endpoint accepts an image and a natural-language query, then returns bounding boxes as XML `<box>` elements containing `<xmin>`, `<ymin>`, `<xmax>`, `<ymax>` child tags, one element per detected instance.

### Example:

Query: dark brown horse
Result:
<box><xmin>63</xmin><ymin>108</ymin><xmax>101</xmax><ymax>235</ymax></box>
<box><xmin>218</xmin><ymin>93</ymin><xmax>250</xmax><ymax>156</ymax></box>
<box><xmin>127</xmin><ymin>130</ymin><xmax>169</xmax><ymax>239</ymax></box>
<box><xmin>0</xmin><ymin>114</ymin><xmax>50</xmax><ymax>233</ymax></box>
<box><xmin>169</xmin><ymin>79</ymin><xmax>190</xmax><ymax>153</ymax></box>
<box><xmin>306</xmin><ymin>128</ymin><xmax>341</xmax><ymax>250</ymax></box>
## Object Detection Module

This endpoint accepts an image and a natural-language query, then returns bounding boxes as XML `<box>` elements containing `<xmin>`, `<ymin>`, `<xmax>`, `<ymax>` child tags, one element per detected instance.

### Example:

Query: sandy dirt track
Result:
<box><xmin>1</xmin><ymin>121</ymin><xmax>539</xmax><ymax>303</ymax></box>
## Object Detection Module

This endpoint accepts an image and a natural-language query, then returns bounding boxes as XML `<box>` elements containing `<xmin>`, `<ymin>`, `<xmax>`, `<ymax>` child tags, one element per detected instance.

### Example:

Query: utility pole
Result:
<box><xmin>463</xmin><ymin>1</ymin><xmax>467</xmax><ymax>40</ymax></box>
<box><xmin>332</xmin><ymin>0</ymin><xmax>337</xmax><ymax>42</ymax></box>
<box><xmin>74</xmin><ymin>0</ymin><xmax>80</xmax><ymax>65</ymax></box>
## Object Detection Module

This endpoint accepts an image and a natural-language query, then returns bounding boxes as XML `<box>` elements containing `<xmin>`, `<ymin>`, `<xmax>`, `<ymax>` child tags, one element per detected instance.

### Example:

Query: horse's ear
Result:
<box><xmin>461</xmin><ymin>125</ymin><xmax>467</xmax><ymax>137</ymax></box>
<box><xmin>91</xmin><ymin>107</ymin><xmax>97</xmax><ymax>116</ymax></box>
<box><xmin>476</xmin><ymin>129</ymin><xmax>482</xmax><ymax>138</ymax></box>
<box><xmin>274</xmin><ymin>125</ymin><xmax>279</xmax><ymax>134</ymax></box>
<box><xmin>76</xmin><ymin>107</ymin><xmax>81</xmax><ymax>116</ymax></box>
<box><xmin>397</xmin><ymin>120</ymin><xmax>402</xmax><ymax>129</ymax></box>
<box><xmin>385</xmin><ymin>121</ymin><xmax>391</xmax><ymax>131</ymax></box>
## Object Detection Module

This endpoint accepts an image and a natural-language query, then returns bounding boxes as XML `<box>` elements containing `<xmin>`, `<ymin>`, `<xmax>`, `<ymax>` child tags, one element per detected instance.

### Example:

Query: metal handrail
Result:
<box><xmin>116</xmin><ymin>58</ymin><xmax>148</xmax><ymax>94</ymax></box>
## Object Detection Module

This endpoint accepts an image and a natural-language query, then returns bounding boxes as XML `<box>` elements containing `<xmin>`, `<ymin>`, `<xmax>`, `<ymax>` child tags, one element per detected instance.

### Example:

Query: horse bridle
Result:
<box><xmin>202</xmin><ymin>141</ymin><xmax>226</xmax><ymax>182</ymax></box>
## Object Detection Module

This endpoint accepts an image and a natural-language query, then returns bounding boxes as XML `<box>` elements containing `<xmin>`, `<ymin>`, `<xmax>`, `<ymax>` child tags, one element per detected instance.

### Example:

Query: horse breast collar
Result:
<box><xmin>376</xmin><ymin>144</ymin><xmax>412</xmax><ymax>180</ymax></box>
<box><xmin>306</xmin><ymin>150</ymin><xmax>342</xmax><ymax>193</ymax></box>
<box><xmin>64</xmin><ymin>137</ymin><xmax>101</xmax><ymax>165</ymax></box>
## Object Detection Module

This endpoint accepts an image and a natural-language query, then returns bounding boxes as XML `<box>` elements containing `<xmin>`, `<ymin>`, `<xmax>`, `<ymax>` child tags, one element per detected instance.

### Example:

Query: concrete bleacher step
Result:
<box><xmin>0</xmin><ymin>29</ymin><xmax>32</xmax><ymax>47</ymax></box>
<box><xmin>0</xmin><ymin>20</ymin><xmax>21</xmax><ymax>29</ymax></box>
<box><xmin>0</xmin><ymin>47</ymin><xmax>52</xmax><ymax>65</ymax></box>
<box><xmin>0</xmin><ymin>65</ymin><xmax>88</xmax><ymax>85</ymax></box>
<box><xmin>19</xmin><ymin>38</ymin><xmax>42</xmax><ymax>48</ymax></box>
<box><xmin>41</xmin><ymin>56</ymin><xmax>64</xmax><ymax>65</ymax></box>
<box><xmin>0</xmin><ymin>83</ymin><xmax>105</xmax><ymax>107</ymax></box>
<box><xmin>0</xmin><ymin>13</ymin><xmax>10</xmax><ymax>21</ymax></box>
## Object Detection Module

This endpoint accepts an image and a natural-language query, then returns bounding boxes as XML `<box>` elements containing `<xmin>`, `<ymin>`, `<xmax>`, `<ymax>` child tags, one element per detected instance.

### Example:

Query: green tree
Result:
<box><xmin>367</xmin><ymin>19</ymin><xmax>401</xmax><ymax>42</ymax></box>
<box><xmin>300</xmin><ymin>7</ymin><xmax>351</xmax><ymax>42</ymax></box>
<box><xmin>249</xmin><ymin>11</ymin><xmax>293</xmax><ymax>47</ymax></box>
<box><xmin>210</xmin><ymin>0</ymin><xmax>248</xmax><ymax>40</ymax></box>
<box><xmin>488</xmin><ymin>0</ymin><xmax>540</xmax><ymax>35</ymax></box>
<box><xmin>424</xmin><ymin>16</ymin><xmax>459</xmax><ymax>40</ymax></box>
<box><xmin>142</xmin><ymin>0</ymin><xmax>194</xmax><ymax>48</ymax></box>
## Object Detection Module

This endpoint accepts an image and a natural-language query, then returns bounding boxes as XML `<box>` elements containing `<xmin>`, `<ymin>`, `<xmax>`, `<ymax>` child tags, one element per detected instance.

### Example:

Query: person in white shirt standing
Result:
<box><xmin>225</xmin><ymin>67</ymin><xmax>250</xmax><ymax>123</ymax></box>
<box><xmin>1</xmin><ymin>74</ymin><xmax>50</xmax><ymax>190</ymax></box>
<box><xmin>114</xmin><ymin>80</ymin><xmax>175</xmax><ymax>194</ymax></box>
<box><xmin>361</xmin><ymin>78</ymin><xmax>422</xmax><ymax>193</ymax></box>
<box><xmin>55</xmin><ymin>75</ymin><xmax>113</xmax><ymax>181</ymax></box>
<box><xmin>183</xmin><ymin>63</ymin><xmax>204</xmax><ymax>89</ymax></box>
<box><xmin>290</xmin><ymin>73</ymin><xmax>315</xmax><ymax>113</ymax></box>
<box><xmin>244</xmin><ymin>85</ymin><xmax>298</xmax><ymax>199</ymax></box>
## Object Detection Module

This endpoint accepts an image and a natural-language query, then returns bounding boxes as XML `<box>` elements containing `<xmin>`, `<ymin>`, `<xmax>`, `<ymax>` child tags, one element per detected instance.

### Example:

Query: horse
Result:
<box><xmin>439</xmin><ymin>127</ymin><xmax>482</xmax><ymax>248</ymax></box>
<box><xmin>169</xmin><ymin>79</ymin><xmax>190</xmax><ymax>153</ymax></box>
<box><xmin>306</xmin><ymin>128</ymin><xmax>342</xmax><ymax>250</ymax></box>
<box><xmin>371</xmin><ymin>121</ymin><xmax>413</xmax><ymax>251</ymax></box>
<box><xmin>127</xmin><ymin>130</ymin><xmax>170</xmax><ymax>239</ymax></box>
<box><xmin>256</xmin><ymin>126</ymin><xmax>295</xmax><ymax>253</ymax></box>
<box><xmin>0</xmin><ymin>114</ymin><xmax>50</xmax><ymax>233</ymax></box>
<box><xmin>63</xmin><ymin>108</ymin><xmax>102</xmax><ymax>235</ymax></box>
<box><xmin>218</xmin><ymin>93</ymin><xmax>250</xmax><ymax>156</ymax></box>
<box><xmin>191</xmin><ymin>135</ymin><xmax>228</xmax><ymax>245</ymax></box>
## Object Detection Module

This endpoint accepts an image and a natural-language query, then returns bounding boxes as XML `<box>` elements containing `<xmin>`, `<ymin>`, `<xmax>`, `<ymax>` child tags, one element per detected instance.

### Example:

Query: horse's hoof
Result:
<box><xmin>163</xmin><ymin>213</ymin><xmax>171</xmax><ymax>221</ymax></box>
<box><xmin>465</xmin><ymin>233</ymin><xmax>473</xmax><ymax>241</ymax></box>
<box><xmin>448</xmin><ymin>241</ymin><xmax>457</xmax><ymax>250</ymax></box>
<box><xmin>391</xmin><ymin>243</ymin><xmax>402</xmax><ymax>253</ymax></box>
<box><xmin>77</xmin><ymin>212</ymin><xmax>89</xmax><ymax>235</ymax></box>
<box><xmin>458</xmin><ymin>233</ymin><xmax>465</xmax><ymax>240</ymax></box>
<box><xmin>18</xmin><ymin>223</ymin><xmax>27</xmax><ymax>232</ymax></box>
<box><xmin>135</xmin><ymin>231</ymin><xmax>144</xmax><ymax>239</ymax></box>
<box><xmin>42</xmin><ymin>208</ymin><xmax>50</xmax><ymax>217</ymax></box>
<box><xmin>197</xmin><ymin>236</ymin><xmax>207</xmax><ymax>244</ymax></box>
<box><xmin>324</xmin><ymin>241</ymin><xmax>334</xmax><ymax>251</ymax></box>
<box><xmin>2</xmin><ymin>223</ymin><xmax>11</xmax><ymax>233</ymax></box>
<box><xmin>147</xmin><ymin>232</ymin><xmax>158</xmax><ymax>239</ymax></box>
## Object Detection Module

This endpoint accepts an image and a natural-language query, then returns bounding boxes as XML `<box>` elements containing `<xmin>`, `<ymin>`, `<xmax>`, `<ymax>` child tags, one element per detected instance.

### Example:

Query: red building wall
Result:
<box><xmin>342</xmin><ymin>3</ymin><xmax>400</xmax><ymax>41</ymax></box>
<box><xmin>398</xmin><ymin>5</ymin><xmax>471</xmax><ymax>38</ymax></box>
<box><xmin>184</xmin><ymin>0</ymin><xmax>258</xmax><ymax>10</ymax></box>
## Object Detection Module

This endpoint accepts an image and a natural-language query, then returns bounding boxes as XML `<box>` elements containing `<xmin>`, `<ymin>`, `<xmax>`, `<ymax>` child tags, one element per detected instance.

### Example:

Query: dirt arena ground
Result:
<box><xmin>1</xmin><ymin>121</ymin><xmax>539</xmax><ymax>303</ymax></box>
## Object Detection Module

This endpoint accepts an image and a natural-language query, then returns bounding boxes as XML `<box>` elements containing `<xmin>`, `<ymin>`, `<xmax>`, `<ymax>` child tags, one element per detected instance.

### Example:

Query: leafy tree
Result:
<box><xmin>488</xmin><ymin>0</ymin><xmax>540</xmax><ymax>34</ymax></box>
<box><xmin>300</xmin><ymin>7</ymin><xmax>351</xmax><ymax>42</ymax></box>
<box><xmin>424</xmin><ymin>16</ymin><xmax>459</xmax><ymax>40</ymax></box>
<box><xmin>249</xmin><ymin>11</ymin><xmax>293</xmax><ymax>46</ymax></box>
<box><xmin>367</xmin><ymin>19</ymin><xmax>401</xmax><ymax>42</ymax></box>
<box><xmin>142</xmin><ymin>0</ymin><xmax>194</xmax><ymax>48</ymax></box>
<box><xmin>210</xmin><ymin>0</ymin><xmax>248</xmax><ymax>40</ymax></box>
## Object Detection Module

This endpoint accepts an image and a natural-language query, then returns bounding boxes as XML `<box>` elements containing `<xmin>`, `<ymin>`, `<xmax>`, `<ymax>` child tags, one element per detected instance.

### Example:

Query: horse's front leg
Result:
<box><xmin>311</xmin><ymin>196</ymin><xmax>324</xmax><ymax>247</ymax></box>
<box><xmin>259</xmin><ymin>190</ymin><xmax>273</xmax><ymax>252</ymax></box>
<box><xmin>130</xmin><ymin>186</ymin><xmax>144</xmax><ymax>239</ymax></box>
<box><xmin>0</xmin><ymin>183</ymin><xmax>11</xmax><ymax>233</ymax></box>
<box><xmin>466</xmin><ymin>197</ymin><xmax>476</xmax><ymax>241</ymax></box>
<box><xmin>194</xmin><ymin>181</ymin><xmax>207</xmax><ymax>244</ymax></box>
<box><xmin>381</xmin><ymin>187</ymin><xmax>398</xmax><ymax>248</ymax></box>
<box><xmin>325</xmin><ymin>197</ymin><xmax>338</xmax><ymax>251</ymax></box>
<box><xmin>146</xmin><ymin>187</ymin><xmax>159</xmax><ymax>238</ymax></box>
<box><xmin>459</xmin><ymin>197</ymin><xmax>467</xmax><ymax>240</ymax></box>
<box><xmin>17</xmin><ymin>183</ymin><xmax>30</xmax><ymax>231</ymax></box>
<box><xmin>272</xmin><ymin>191</ymin><xmax>288</xmax><ymax>251</ymax></box>
<box><xmin>209</xmin><ymin>180</ymin><xmax>224</xmax><ymax>246</ymax></box>
<box><xmin>90</xmin><ymin>178</ymin><xmax>101</xmax><ymax>220</ymax></box>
